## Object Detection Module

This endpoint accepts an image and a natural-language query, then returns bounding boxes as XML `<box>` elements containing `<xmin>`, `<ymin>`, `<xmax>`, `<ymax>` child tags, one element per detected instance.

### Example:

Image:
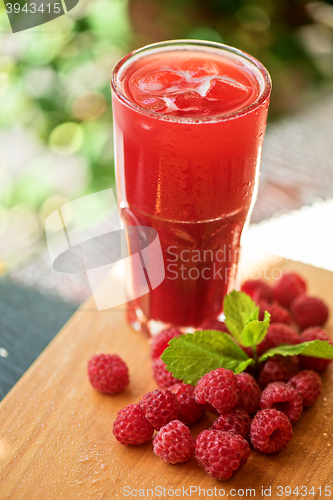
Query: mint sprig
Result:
<box><xmin>223</xmin><ymin>291</ymin><xmax>271</xmax><ymax>362</ymax></box>
<box><xmin>162</xmin><ymin>290</ymin><xmax>332</xmax><ymax>384</ymax></box>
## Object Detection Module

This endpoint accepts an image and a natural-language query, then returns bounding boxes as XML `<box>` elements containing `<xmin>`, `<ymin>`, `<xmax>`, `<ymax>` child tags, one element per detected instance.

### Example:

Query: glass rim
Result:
<box><xmin>111</xmin><ymin>39</ymin><xmax>272</xmax><ymax>123</ymax></box>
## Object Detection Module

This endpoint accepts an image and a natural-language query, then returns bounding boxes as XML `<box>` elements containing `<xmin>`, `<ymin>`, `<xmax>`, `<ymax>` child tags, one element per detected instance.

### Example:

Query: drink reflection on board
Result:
<box><xmin>111</xmin><ymin>40</ymin><xmax>271</xmax><ymax>334</ymax></box>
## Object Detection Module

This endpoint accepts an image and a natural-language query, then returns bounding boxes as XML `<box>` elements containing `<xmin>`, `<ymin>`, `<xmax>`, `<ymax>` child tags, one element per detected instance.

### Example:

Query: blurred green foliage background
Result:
<box><xmin>0</xmin><ymin>0</ymin><xmax>333</xmax><ymax>270</ymax></box>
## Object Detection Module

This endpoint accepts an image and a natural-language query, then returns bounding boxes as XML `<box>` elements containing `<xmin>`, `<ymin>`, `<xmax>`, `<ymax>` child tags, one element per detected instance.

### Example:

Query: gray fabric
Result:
<box><xmin>0</xmin><ymin>277</ymin><xmax>76</xmax><ymax>400</ymax></box>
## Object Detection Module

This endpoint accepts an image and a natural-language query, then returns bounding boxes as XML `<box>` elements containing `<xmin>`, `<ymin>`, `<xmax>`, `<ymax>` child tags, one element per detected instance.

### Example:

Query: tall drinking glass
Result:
<box><xmin>111</xmin><ymin>40</ymin><xmax>271</xmax><ymax>333</ymax></box>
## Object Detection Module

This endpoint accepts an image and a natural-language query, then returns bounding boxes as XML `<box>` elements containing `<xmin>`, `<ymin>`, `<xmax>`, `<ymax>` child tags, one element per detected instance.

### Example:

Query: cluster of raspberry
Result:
<box><xmin>87</xmin><ymin>271</ymin><xmax>331</xmax><ymax>482</ymax></box>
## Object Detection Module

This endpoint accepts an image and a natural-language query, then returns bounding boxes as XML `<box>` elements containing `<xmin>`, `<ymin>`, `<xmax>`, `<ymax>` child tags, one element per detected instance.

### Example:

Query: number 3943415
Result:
<box><xmin>5</xmin><ymin>3</ymin><xmax>61</xmax><ymax>14</ymax></box>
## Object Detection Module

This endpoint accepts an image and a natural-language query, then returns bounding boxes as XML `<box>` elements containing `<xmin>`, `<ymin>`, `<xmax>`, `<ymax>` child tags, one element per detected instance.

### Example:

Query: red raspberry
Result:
<box><xmin>260</xmin><ymin>382</ymin><xmax>303</xmax><ymax>423</ymax></box>
<box><xmin>153</xmin><ymin>420</ymin><xmax>195</xmax><ymax>463</ymax></box>
<box><xmin>139</xmin><ymin>388</ymin><xmax>180</xmax><ymax>430</ymax></box>
<box><xmin>250</xmin><ymin>409</ymin><xmax>293</xmax><ymax>453</ymax></box>
<box><xmin>291</xmin><ymin>295</ymin><xmax>329</xmax><ymax>330</ymax></box>
<box><xmin>112</xmin><ymin>404</ymin><xmax>154</xmax><ymax>445</ymax></box>
<box><xmin>287</xmin><ymin>370</ymin><xmax>322</xmax><ymax>407</ymax></box>
<box><xmin>258</xmin><ymin>355</ymin><xmax>299</xmax><ymax>388</ymax></box>
<box><xmin>152</xmin><ymin>356</ymin><xmax>182</xmax><ymax>388</ymax></box>
<box><xmin>298</xmin><ymin>327</ymin><xmax>333</xmax><ymax>372</ymax></box>
<box><xmin>195</xmin><ymin>368</ymin><xmax>239</xmax><ymax>414</ymax></box>
<box><xmin>273</xmin><ymin>272</ymin><xmax>307</xmax><ymax>309</ymax></box>
<box><xmin>169</xmin><ymin>382</ymin><xmax>205</xmax><ymax>427</ymax></box>
<box><xmin>195</xmin><ymin>430</ymin><xmax>251</xmax><ymax>481</ymax></box>
<box><xmin>151</xmin><ymin>327</ymin><xmax>182</xmax><ymax>359</ymax></box>
<box><xmin>236</xmin><ymin>372</ymin><xmax>261</xmax><ymax>414</ymax></box>
<box><xmin>87</xmin><ymin>354</ymin><xmax>129</xmax><ymax>394</ymax></box>
<box><xmin>241</xmin><ymin>279</ymin><xmax>274</xmax><ymax>303</ymax></box>
<box><xmin>259</xmin><ymin>301</ymin><xmax>291</xmax><ymax>325</ymax></box>
<box><xmin>211</xmin><ymin>408</ymin><xmax>251</xmax><ymax>439</ymax></box>
<box><xmin>261</xmin><ymin>323</ymin><xmax>299</xmax><ymax>352</ymax></box>
<box><xmin>199</xmin><ymin>318</ymin><xmax>229</xmax><ymax>333</ymax></box>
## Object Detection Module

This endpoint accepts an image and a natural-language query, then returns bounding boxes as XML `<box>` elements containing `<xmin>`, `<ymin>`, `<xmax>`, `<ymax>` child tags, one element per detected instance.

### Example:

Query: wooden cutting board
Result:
<box><xmin>0</xmin><ymin>259</ymin><xmax>333</xmax><ymax>500</ymax></box>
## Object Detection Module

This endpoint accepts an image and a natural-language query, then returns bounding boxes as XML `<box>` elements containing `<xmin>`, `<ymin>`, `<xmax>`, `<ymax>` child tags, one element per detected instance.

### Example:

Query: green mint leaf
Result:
<box><xmin>224</xmin><ymin>291</ymin><xmax>258</xmax><ymax>343</ymax></box>
<box><xmin>259</xmin><ymin>340</ymin><xmax>333</xmax><ymax>363</ymax></box>
<box><xmin>242</xmin><ymin>311</ymin><xmax>271</xmax><ymax>348</ymax></box>
<box><xmin>161</xmin><ymin>330</ymin><xmax>254</xmax><ymax>385</ymax></box>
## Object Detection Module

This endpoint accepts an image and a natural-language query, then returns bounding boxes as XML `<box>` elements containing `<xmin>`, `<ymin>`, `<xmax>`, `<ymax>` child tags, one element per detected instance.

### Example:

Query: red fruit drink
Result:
<box><xmin>111</xmin><ymin>41</ymin><xmax>271</xmax><ymax>330</ymax></box>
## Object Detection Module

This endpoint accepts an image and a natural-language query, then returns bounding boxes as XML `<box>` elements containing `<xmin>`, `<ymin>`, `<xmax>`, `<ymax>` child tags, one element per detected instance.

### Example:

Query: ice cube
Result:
<box><xmin>180</xmin><ymin>58</ymin><xmax>219</xmax><ymax>78</ymax></box>
<box><xmin>173</xmin><ymin>91</ymin><xmax>206</xmax><ymax>112</ymax></box>
<box><xmin>137</xmin><ymin>96</ymin><xmax>167</xmax><ymax>112</ymax></box>
<box><xmin>136</xmin><ymin>70</ymin><xmax>184</xmax><ymax>93</ymax></box>
<box><xmin>205</xmin><ymin>77</ymin><xmax>250</xmax><ymax>101</ymax></box>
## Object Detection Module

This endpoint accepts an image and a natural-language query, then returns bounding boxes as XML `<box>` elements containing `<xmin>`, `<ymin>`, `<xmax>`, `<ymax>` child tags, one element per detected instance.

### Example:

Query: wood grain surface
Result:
<box><xmin>0</xmin><ymin>259</ymin><xmax>333</xmax><ymax>500</ymax></box>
